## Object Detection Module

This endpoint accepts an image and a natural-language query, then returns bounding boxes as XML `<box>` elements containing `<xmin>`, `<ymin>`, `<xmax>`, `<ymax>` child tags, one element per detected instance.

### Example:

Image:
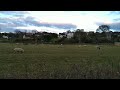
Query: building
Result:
<box><xmin>2</xmin><ymin>35</ymin><xmax>8</xmax><ymax>39</ymax></box>
<box><xmin>67</xmin><ymin>32</ymin><xmax>74</xmax><ymax>39</ymax></box>
<box><xmin>59</xmin><ymin>33</ymin><xmax>67</xmax><ymax>38</ymax></box>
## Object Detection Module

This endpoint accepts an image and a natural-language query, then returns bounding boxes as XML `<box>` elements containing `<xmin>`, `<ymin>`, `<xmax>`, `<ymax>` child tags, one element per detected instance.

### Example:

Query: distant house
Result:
<box><xmin>35</xmin><ymin>34</ymin><xmax>40</xmax><ymax>37</ymax></box>
<box><xmin>59</xmin><ymin>33</ymin><xmax>67</xmax><ymax>38</ymax></box>
<box><xmin>23</xmin><ymin>35</ymin><xmax>31</xmax><ymax>39</ymax></box>
<box><xmin>2</xmin><ymin>35</ymin><xmax>8</xmax><ymax>39</ymax></box>
<box><xmin>67</xmin><ymin>32</ymin><xmax>74</xmax><ymax>39</ymax></box>
<box><xmin>86</xmin><ymin>31</ymin><xmax>94</xmax><ymax>35</ymax></box>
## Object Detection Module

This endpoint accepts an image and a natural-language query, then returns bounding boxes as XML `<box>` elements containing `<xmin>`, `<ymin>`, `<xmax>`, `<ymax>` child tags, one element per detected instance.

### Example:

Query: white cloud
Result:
<box><xmin>28</xmin><ymin>11</ymin><xmax>113</xmax><ymax>32</ymax></box>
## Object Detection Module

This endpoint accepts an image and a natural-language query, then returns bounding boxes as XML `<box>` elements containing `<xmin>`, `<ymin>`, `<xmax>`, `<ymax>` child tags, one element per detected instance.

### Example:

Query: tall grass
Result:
<box><xmin>0</xmin><ymin>43</ymin><xmax>120</xmax><ymax>79</ymax></box>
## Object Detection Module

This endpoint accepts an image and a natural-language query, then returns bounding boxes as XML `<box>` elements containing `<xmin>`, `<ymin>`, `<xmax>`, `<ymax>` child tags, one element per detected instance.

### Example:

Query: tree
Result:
<box><xmin>31</xmin><ymin>30</ymin><xmax>38</xmax><ymax>44</ymax></box>
<box><xmin>73</xmin><ymin>29</ymin><xmax>85</xmax><ymax>44</ymax></box>
<box><xmin>32</xmin><ymin>30</ymin><xmax>38</xmax><ymax>34</ymax></box>
<box><xmin>24</xmin><ymin>30</ymin><xmax>27</xmax><ymax>35</ymax></box>
<box><xmin>14</xmin><ymin>29</ymin><xmax>22</xmax><ymax>34</ymax></box>
<box><xmin>14</xmin><ymin>29</ymin><xmax>24</xmax><ymax>42</ymax></box>
<box><xmin>98</xmin><ymin>25</ymin><xmax>110</xmax><ymax>32</ymax></box>
<box><xmin>66</xmin><ymin>30</ymin><xmax>71</xmax><ymax>33</ymax></box>
<box><xmin>96</xmin><ymin>25</ymin><xmax>111</xmax><ymax>40</ymax></box>
<box><xmin>0</xmin><ymin>28</ymin><xmax>1</xmax><ymax>37</ymax></box>
<box><xmin>86</xmin><ymin>32</ymin><xmax>96</xmax><ymax>43</ymax></box>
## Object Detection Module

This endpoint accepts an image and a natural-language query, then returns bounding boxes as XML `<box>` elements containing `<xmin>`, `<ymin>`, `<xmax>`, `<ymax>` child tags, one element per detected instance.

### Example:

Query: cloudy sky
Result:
<box><xmin>0</xmin><ymin>11</ymin><xmax>120</xmax><ymax>33</ymax></box>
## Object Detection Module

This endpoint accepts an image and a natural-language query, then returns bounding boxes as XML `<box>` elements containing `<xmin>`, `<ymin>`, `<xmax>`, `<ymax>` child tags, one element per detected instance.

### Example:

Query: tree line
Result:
<box><xmin>0</xmin><ymin>25</ymin><xmax>120</xmax><ymax>44</ymax></box>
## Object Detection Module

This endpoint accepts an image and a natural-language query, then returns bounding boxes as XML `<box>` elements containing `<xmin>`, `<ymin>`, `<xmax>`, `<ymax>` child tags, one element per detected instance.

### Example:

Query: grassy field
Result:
<box><xmin>0</xmin><ymin>43</ymin><xmax>120</xmax><ymax>79</ymax></box>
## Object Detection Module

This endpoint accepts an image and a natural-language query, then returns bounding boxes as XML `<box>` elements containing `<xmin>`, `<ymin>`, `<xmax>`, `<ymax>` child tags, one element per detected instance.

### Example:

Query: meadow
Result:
<box><xmin>0</xmin><ymin>43</ymin><xmax>120</xmax><ymax>79</ymax></box>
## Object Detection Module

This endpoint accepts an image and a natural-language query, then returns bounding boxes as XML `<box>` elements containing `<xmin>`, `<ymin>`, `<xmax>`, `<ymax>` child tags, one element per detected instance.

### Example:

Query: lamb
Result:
<box><xmin>14</xmin><ymin>48</ymin><xmax>24</xmax><ymax>53</ymax></box>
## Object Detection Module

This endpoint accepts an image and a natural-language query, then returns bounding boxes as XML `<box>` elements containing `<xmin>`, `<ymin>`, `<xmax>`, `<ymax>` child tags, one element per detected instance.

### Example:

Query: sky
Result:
<box><xmin>0</xmin><ymin>11</ymin><xmax>120</xmax><ymax>33</ymax></box>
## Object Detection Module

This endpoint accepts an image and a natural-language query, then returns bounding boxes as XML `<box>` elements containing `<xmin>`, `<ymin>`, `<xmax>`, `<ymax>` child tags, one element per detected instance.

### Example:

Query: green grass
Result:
<box><xmin>0</xmin><ymin>43</ymin><xmax>120</xmax><ymax>79</ymax></box>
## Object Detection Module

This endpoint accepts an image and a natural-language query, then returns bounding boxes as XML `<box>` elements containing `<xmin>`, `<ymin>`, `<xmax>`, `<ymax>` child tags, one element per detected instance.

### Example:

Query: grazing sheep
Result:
<box><xmin>16</xmin><ymin>43</ymin><xmax>19</xmax><ymax>45</ymax></box>
<box><xmin>83</xmin><ymin>45</ymin><xmax>87</xmax><ymax>46</ymax></box>
<box><xmin>96</xmin><ymin>45</ymin><xmax>101</xmax><ymax>50</ymax></box>
<box><xmin>14</xmin><ymin>48</ymin><xmax>24</xmax><ymax>53</ymax></box>
<box><xmin>78</xmin><ymin>45</ymin><xmax>81</xmax><ymax>48</ymax></box>
<box><xmin>58</xmin><ymin>44</ymin><xmax>63</xmax><ymax>48</ymax></box>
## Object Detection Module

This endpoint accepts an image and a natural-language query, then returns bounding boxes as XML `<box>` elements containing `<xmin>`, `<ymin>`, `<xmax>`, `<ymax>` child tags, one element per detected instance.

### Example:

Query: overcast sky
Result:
<box><xmin>0</xmin><ymin>11</ymin><xmax>120</xmax><ymax>33</ymax></box>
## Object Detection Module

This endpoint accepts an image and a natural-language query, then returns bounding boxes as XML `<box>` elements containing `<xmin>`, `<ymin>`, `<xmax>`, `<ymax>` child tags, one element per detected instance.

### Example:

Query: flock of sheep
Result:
<box><xmin>13</xmin><ymin>44</ymin><xmax>101</xmax><ymax>54</ymax></box>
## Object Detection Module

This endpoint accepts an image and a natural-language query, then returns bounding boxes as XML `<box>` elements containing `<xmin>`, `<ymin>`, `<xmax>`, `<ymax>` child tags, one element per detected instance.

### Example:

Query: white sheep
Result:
<box><xmin>83</xmin><ymin>45</ymin><xmax>87</xmax><ymax>46</ymax></box>
<box><xmin>16</xmin><ymin>43</ymin><xmax>19</xmax><ymax>45</ymax></box>
<box><xmin>14</xmin><ymin>48</ymin><xmax>24</xmax><ymax>53</ymax></box>
<box><xmin>58</xmin><ymin>44</ymin><xmax>63</xmax><ymax>48</ymax></box>
<box><xmin>78</xmin><ymin>45</ymin><xmax>81</xmax><ymax>48</ymax></box>
<box><xmin>96</xmin><ymin>45</ymin><xmax>101</xmax><ymax>50</ymax></box>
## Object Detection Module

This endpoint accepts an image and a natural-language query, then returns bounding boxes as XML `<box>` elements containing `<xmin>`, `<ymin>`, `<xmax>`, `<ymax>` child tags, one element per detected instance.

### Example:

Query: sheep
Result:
<box><xmin>16</xmin><ymin>43</ymin><xmax>19</xmax><ymax>45</ymax></box>
<box><xmin>78</xmin><ymin>45</ymin><xmax>81</xmax><ymax>48</ymax></box>
<box><xmin>14</xmin><ymin>48</ymin><xmax>24</xmax><ymax>53</ymax></box>
<box><xmin>83</xmin><ymin>45</ymin><xmax>87</xmax><ymax>46</ymax></box>
<box><xmin>58</xmin><ymin>44</ymin><xmax>63</xmax><ymax>48</ymax></box>
<box><xmin>96</xmin><ymin>45</ymin><xmax>101</xmax><ymax>50</ymax></box>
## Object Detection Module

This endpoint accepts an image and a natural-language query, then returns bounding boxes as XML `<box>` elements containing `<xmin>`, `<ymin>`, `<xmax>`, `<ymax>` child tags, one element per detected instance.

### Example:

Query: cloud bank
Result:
<box><xmin>0</xmin><ymin>11</ymin><xmax>77</xmax><ymax>33</ymax></box>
